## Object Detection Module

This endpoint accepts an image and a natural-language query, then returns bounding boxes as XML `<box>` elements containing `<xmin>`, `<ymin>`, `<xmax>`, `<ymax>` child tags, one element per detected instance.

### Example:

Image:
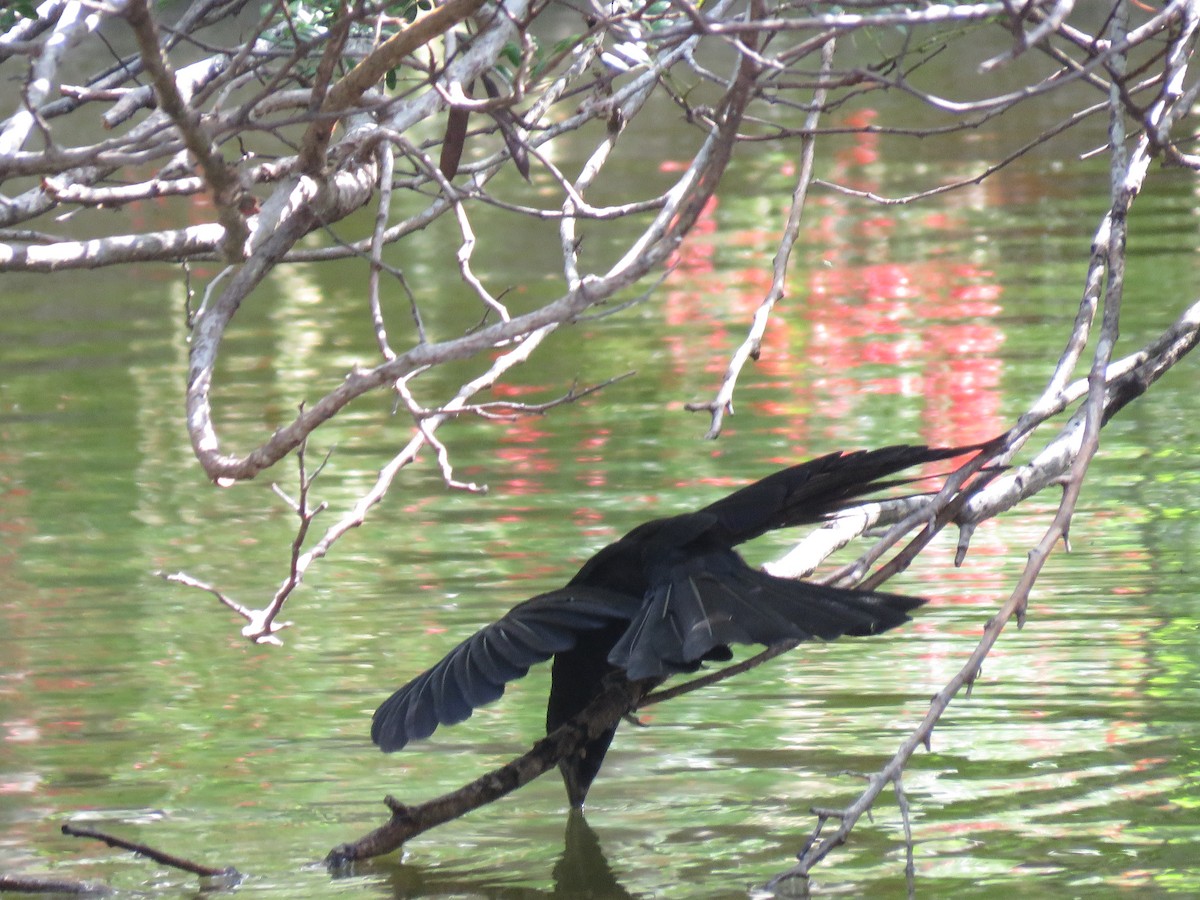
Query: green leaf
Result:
<box><xmin>1</xmin><ymin>0</ymin><xmax>38</xmax><ymax>30</ymax></box>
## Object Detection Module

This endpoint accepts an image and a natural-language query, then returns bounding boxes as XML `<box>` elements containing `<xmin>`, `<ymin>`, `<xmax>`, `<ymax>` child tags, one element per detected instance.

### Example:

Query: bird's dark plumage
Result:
<box><xmin>372</xmin><ymin>444</ymin><xmax>974</xmax><ymax>806</ymax></box>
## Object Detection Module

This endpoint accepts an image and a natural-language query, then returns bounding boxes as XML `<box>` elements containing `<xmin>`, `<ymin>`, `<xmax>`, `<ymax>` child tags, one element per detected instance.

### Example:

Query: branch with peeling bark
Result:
<box><xmin>5</xmin><ymin>1</ymin><xmax>1200</xmax><ymax>887</ymax></box>
<box><xmin>123</xmin><ymin>0</ymin><xmax>249</xmax><ymax>261</ymax></box>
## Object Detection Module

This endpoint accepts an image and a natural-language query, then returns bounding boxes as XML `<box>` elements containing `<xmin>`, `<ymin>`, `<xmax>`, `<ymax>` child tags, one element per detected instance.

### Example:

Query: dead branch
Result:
<box><xmin>766</xmin><ymin>12</ymin><xmax>1200</xmax><ymax>886</ymax></box>
<box><xmin>124</xmin><ymin>0</ymin><xmax>249</xmax><ymax>261</ymax></box>
<box><xmin>0</xmin><ymin>873</ymin><xmax>111</xmax><ymax>895</ymax></box>
<box><xmin>5</xmin><ymin>1</ymin><xmax>1200</xmax><ymax>886</ymax></box>
<box><xmin>61</xmin><ymin>824</ymin><xmax>239</xmax><ymax>881</ymax></box>
<box><xmin>686</xmin><ymin>37</ymin><xmax>834</xmax><ymax>438</ymax></box>
<box><xmin>155</xmin><ymin>568</ymin><xmax>282</xmax><ymax>638</ymax></box>
<box><xmin>326</xmin><ymin>677</ymin><xmax>650</xmax><ymax>865</ymax></box>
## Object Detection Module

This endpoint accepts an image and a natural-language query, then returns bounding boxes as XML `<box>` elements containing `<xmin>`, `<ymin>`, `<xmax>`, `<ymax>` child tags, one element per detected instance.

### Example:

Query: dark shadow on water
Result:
<box><xmin>551</xmin><ymin>811</ymin><xmax>637</xmax><ymax>899</ymax></box>
<box><xmin>379</xmin><ymin>812</ymin><xmax>640</xmax><ymax>898</ymax></box>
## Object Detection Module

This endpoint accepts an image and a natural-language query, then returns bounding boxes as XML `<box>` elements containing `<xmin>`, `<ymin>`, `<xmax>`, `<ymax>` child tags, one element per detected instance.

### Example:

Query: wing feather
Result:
<box><xmin>372</xmin><ymin>586</ymin><xmax>637</xmax><ymax>752</ymax></box>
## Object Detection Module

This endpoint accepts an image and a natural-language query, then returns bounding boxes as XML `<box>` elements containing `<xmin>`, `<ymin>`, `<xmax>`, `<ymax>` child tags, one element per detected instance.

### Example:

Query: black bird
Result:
<box><xmin>372</xmin><ymin>444</ymin><xmax>974</xmax><ymax>806</ymax></box>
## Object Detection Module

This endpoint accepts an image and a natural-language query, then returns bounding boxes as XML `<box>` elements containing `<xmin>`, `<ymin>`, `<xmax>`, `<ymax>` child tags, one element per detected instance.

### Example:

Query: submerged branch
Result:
<box><xmin>326</xmin><ymin>678</ymin><xmax>650</xmax><ymax>864</ymax></box>
<box><xmin>61</xmin><ymin>824</ymin><xmax>239</xmax><ymax>881</ymax></box>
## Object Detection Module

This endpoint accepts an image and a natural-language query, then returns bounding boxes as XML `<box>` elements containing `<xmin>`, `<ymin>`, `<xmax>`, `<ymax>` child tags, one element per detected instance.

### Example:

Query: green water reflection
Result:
<box><xmin>3</xmin><ymin>138</ymin><xmax>1200</xmax><ymax>898</ymax></box>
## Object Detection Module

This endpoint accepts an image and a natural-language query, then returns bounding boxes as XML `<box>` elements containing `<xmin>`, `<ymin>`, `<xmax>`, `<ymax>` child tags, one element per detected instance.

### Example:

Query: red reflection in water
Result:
<box><xmin>658</xmin><ymin>109</ymin><xmax>1008</xmax><ymax>451</ymax></box>
<box><xmin>490</xmin><ymin>383</ymin><xmax>555</xmax><ymax>495</ymax></box>
<box><xmin>668</xmin><ymin>195</ymin><xmax>720</xmax><ymax>274</ymax></box>
<box><xmin>449</xmin><ymin>123</ymin><xmax>1011</xmax><ymax>618</ymax></box>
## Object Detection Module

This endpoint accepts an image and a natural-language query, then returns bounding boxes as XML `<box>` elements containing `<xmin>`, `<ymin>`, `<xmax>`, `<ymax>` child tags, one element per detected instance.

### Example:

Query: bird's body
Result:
<box><xmin>373</xmin><ymin>444</ymin><xmax>973</xmax><ymax>806</ymax></box>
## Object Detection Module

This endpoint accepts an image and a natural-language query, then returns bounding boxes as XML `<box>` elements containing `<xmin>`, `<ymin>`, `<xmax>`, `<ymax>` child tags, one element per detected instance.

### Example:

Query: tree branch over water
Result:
<box><xmin>4</xmin><ymin>0</ymin><xmax>1200</xmax><ymax>891</ymax></box>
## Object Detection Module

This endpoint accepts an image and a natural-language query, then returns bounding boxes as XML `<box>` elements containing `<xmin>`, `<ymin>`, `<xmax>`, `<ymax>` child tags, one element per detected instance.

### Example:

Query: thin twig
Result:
<box><xmin>156</xmin><ymin>569</ymin><xmax>259</xmax><ymax>623</ymax></box>
<box><xmin>369</xmin><ymin>141</ymin><xmax>398</xmax><ymax>361</ymax></box>
<box><xmin>767</xmin><ymin>13</ymin><xmax>1179</xmax><ymax>885</ymax></box>
<box><xmin>685</xmin><ymin>38</ymin><xmax>835</xmax><ymax>438</ymax></box>
<box><xmin>162</xmin><ymin>430</ymin><xmax>330</xmax><ymax>645</ymax></box>
<box><xmin>61</xmin><ymin>824</ymin><xmax>239</xmax><ymax>880</ymax></box>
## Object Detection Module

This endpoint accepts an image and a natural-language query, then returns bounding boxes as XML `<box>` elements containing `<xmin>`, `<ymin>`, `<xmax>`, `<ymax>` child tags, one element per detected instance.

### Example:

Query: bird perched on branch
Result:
<box><xmin>372</xmin><ymin>444</ymin><xmax>976</xmax><ymax>807</ymax></box>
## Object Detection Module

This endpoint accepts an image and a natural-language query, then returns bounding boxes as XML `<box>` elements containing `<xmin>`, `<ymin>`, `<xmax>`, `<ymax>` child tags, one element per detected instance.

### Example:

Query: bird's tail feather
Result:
<box><xmin>608</xmin><ymin>563</ymin><xmax>923</xmax><ymax>680</ymax></box>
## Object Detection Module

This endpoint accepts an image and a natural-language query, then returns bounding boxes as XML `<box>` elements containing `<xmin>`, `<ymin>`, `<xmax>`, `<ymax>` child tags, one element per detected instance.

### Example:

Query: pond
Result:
<box><xmin>3</xmin><ymin>28</ymin><xmax>1200</xmax><ymax>900</ymax></box>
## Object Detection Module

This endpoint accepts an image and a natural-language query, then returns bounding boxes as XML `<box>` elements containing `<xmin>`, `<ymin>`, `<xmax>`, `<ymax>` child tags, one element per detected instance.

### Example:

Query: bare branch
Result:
<box><xmin>686</xmin><ymin>37</ymin><xmax>834</xmax><ymax>438</ymax></box>
<box><xmin>980</xmin><ymin>0</ymin><xmax>1076</xmax><ymax>71</ymax></box>
<box><xmin>8</xmin><ymin>1</ymin><xmax>1200</xmax><ymax>883</ymax></box>
<box><xmin>326</xmin><ymin>677</ymin><xmax>650</xmax><ymax>864</ymax></box>
<box><xmin>0</xmin><ymin>1</ymin><xmax>107</xmax><ymax>155</ymax></box>
<box><xmin>61</xmin><ymin>824</ymin><xmax>239</xmax><ymax>881</ymax></box>
<box><xmin>368</xmin><ymin>140</ymin><xmax>398</xmax><ymax>360</ymax></box>
<box><xmin>156</xmin><ymin>569</ymin><xmax>267</xmax><ymax>628</ymax></box>
<box><xmin>767</xmin><ymin>11</ymin><xmax>1193</xmax><ymax>886</ymax></box>
<box><xmin>123</xmin><ymin>0</ymin><xmax>249</xmax><ymax>260</ymax></box>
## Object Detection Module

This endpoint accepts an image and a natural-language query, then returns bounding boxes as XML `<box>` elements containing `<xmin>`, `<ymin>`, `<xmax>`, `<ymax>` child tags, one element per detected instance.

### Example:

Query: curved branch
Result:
<box><xmin>183</xmin><ymin>0</ymin><xmax>758</xmax><ymax>483</ymax></box>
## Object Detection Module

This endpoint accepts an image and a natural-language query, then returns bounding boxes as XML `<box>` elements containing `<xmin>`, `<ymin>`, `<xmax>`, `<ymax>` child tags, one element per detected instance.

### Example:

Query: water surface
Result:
<box><xmin>3</xmin><ymin>50</ymin><xmax>1200</xmax><ymax>900</ymax></box>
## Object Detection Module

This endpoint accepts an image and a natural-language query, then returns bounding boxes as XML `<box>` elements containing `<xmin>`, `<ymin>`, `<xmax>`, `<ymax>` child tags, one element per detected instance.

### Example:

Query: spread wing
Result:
<box><xmin>373</xmin><ymin>443</ymin><xmax>971</xmax><ymax>751</ymax></box>
<box><xmin>701</xmin><ymin>443</ymin><xmax>979</xmax><ymax>546</ymax></box>
<box><xmin>371</xmin><ymin>586</ymin><xmax>642</xmax><ymax>752</ymax></box>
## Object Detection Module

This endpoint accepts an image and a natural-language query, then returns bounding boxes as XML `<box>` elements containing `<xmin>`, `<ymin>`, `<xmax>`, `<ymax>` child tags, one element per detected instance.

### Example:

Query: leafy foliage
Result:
<box><xmin>0</xmin><ymin>0</ymin><xmax>38</xmax><ymax>31</ymax></box>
